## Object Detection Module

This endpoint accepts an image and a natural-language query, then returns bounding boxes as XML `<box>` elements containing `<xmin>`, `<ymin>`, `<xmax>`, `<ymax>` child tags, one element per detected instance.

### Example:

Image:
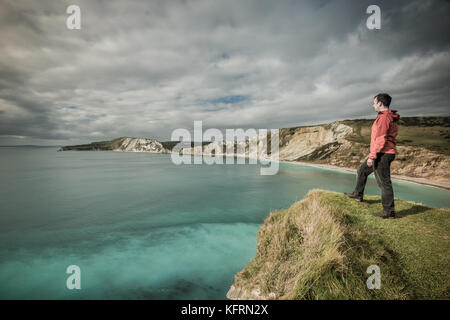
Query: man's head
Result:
<box><xmin>373</xmin><ymin>93</ymin><xmax>391</xmax><ymax>112</ymax></box>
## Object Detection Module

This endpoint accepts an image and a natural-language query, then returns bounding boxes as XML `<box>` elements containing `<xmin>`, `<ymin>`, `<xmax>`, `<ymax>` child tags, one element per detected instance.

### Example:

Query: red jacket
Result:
<box><xmin>369</xmin><ymin>109</ymin><xmax>400</xmax><ymax>159</ymax></box>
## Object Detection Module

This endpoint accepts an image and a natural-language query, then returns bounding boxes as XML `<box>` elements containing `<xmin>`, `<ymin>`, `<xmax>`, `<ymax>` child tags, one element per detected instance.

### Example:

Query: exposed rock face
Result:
<box><xmin>295</xmin><ymin>137</ymin><xmax>450</xmax><ymax>183</ymax></box>
<box><xmin>179</xmin><ymin>122</ymin><xmax>353</xmax><ymax>162</ymax></box>
<box><xmin>278</xmin><ymin>123</ymin><xmax>353</xmax><ymax>161</ymax></box>
<box><xmin>180</xmin><ymin>131</ymin><xmax>273</xmax><ymax>160</ymax></box>
<box><xmin>60</xmin><ymin>117</ymin><xmax>450</xmax><ymax>184</ymax></box>
<box><xmin>114</xmin><ymin>138</ymin><xmax>170</xmax><ymax>153</ymax></box>
<box><xmin>60</xmin><ymin>137</ymin><xmax>171</xmax><ymax>153</ymax></box>
<box><xmin>392</xmin><ymin>146</ymin><xmax>450</xmax><ymax>181</ymax></box>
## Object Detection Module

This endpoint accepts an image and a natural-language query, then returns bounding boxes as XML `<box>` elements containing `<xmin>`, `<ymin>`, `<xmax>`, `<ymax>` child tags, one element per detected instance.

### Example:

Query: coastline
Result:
<box><xmin>60</xmin><ymin>149</ymin><xmax>450</xmax><ymax>190</ymax></box>
<box><xmin>174</xmin><ymin>152</ymin><xmax>450</xmax><ymax>190</ymax></box>
<box><xmin>280</xmin><ymin>160</ymin><xmax>450</xmax><ymax>190</ymax></box>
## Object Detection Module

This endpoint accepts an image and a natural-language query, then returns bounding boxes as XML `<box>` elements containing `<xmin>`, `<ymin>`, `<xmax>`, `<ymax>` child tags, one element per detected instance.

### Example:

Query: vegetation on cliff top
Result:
<box><xmin>61</xmin><ymin>116</ymin><xmax>450</xmax><ymax>153</ymax></box>
<box><xmin>288</xmin><ymin>117</ymin><xmax>450</xmax><ymax>183</ymax></box>
<box><xmin>228</xmin><ymin>190</ymin><xmax>449</xmax><ymax>299</ymax></box>
<box><xmin>340</xmin><ymin>116</ymin><xmax>450</xmax><ymax>153</ymax></box>
<box><xmin>60</xmin><ymin>117</ymin><xmax>449</xmax><ymax>184</ymax></box>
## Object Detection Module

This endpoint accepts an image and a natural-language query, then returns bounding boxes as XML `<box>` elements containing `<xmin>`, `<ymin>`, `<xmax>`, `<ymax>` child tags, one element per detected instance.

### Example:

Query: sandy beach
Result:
<box><xmin>281</xmin><ymin>160</ymin><xmax>450</xmax><ymax>190</ymax></box>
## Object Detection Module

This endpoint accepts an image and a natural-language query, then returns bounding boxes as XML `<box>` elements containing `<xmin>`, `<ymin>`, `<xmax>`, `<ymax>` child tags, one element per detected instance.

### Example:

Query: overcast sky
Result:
<box><xmin>0</xmin><ymin>0</ymin><xmax>449</xmax><ymax>145</ymax></box>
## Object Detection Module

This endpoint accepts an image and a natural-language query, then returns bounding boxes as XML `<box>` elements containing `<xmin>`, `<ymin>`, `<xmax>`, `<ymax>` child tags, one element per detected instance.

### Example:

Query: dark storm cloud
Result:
<box><xmin>0</xmin><ymin>0</ymin><xmax>449</xmax><ymax>145</ymax></box>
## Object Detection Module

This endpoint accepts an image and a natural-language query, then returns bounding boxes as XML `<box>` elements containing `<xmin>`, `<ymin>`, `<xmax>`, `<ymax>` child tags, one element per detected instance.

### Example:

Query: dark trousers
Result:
<box><xmin>354</xmin><ymin>153</ymin><xmax>396</xmax><ymax>214</ymax></box>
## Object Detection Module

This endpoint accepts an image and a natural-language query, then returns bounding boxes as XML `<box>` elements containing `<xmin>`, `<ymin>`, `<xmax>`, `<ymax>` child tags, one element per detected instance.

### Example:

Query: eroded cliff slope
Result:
<box><xmin>227</xmin><ymin>189</ymin><xmax>450</xmax><ymax>300</ymax></box>
<box><xmin>60</xmin><ymin>117</ymin><xmax>450</xmax><ymax>183</ymax></box>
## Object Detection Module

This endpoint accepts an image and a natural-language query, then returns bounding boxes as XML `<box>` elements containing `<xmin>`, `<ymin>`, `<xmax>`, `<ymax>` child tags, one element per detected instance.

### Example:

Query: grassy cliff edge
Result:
<box><xmin>227</xmin><ymin>190</ymin><xmax>449</xmax><ymax>300</ymax></box>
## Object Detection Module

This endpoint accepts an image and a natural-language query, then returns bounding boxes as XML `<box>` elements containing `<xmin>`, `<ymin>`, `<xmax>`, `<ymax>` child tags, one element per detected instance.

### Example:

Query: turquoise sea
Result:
<box><xmin>0</xmin><ymin>147</ymin><xmax>449</xmax><ymax>299</ymax></box>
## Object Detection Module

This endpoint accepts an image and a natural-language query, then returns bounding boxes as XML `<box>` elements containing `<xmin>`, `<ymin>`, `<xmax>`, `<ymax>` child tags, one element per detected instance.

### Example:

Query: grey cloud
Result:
<box><xmin>0</xmin><ymin>0</ymin><xmax>449</xmax><ymax>145</ymax></box>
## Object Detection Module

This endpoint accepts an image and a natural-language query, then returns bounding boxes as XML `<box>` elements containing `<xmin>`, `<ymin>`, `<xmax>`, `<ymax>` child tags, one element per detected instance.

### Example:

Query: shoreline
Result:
<box><xmin>59</xmin><ymin>149</ymin><xmax>450</xmax><ymax>190</ymax></box>
<box><xmin>280</xmin><ymin>160</ymin><xmax>450</xmax><ymax>190</ymax></box>
<box><xmin>174</xmin><ymin>152</ymin><xmax>450</xmax><ymax>190</ymax></box>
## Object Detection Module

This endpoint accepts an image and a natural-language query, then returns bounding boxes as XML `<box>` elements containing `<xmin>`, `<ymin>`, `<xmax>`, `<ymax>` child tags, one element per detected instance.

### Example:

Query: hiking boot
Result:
<box><xmin>344</xmin><ymin>192</ymin><xmax>363</xmax><ymax>202</ymax></box>
<box><xmin>372</xmin><ymin>210</ymin><xmax>395</xmax><ymax>219</ymax></box>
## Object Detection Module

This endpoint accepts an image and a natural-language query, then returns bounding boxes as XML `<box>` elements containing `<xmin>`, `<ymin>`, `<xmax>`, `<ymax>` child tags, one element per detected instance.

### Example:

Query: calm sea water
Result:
<box><xmin>0</xmin><ymin>147</ymin><xmax>449</xmax><ymax>299</ymax></box>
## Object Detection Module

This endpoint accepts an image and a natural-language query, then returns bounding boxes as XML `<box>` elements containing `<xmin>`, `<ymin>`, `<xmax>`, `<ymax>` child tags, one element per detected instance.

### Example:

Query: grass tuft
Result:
<box><xmin>230</xmin><ymin>189</ymin><xmax>450</xmax><ymax>299</ymax></box>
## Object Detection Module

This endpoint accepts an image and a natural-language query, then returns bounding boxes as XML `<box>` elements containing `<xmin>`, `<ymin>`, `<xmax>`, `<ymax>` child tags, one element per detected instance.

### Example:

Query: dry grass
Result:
<box><xmin>235</xmin><ymin>189</ymin><xmax>347</xmax><ymax>299</ymax></box>
<box><xmin>230</xmin><ymin>189</ymin><xmax>450</xmax><ymax>300</ymax></box>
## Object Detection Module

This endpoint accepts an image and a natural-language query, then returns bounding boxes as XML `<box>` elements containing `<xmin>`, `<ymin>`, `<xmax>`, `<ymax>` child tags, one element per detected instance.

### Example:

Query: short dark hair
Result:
<box><xmin>374</xmin><ymin>93</ymin><xmax>392</xmax><ymax>107</ymax></box>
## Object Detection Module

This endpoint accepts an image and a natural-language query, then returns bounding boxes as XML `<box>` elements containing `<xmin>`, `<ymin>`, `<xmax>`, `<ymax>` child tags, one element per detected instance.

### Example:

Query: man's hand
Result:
<box><xmin>367</xmin><ymin>158</ymin><xmax>374</xmax><ymax>167</ymax></box>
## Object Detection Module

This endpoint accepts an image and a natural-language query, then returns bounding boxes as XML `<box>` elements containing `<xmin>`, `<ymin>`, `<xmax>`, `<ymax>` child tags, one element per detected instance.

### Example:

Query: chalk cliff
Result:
<box><xmin>114</xmin><ymin>137</ymin><xmax>169</xmax><ymax>153</ymax></box>
<box><xmin>60</xmin><ymin>117</ymin><xmax>450</xmax><ymax>185</ymax></box>
<box><xmin>60</xmin><ymin>137</ymin><xmax>171</xmax><ymax>153</ymax></box>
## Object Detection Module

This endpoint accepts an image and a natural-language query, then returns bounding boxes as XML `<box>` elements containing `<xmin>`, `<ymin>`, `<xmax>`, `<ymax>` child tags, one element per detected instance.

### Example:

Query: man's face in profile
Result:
<box><xmin>373</xmin><ymin>98</ymin><xmax>382</xmax><ymax>112</ymax></box>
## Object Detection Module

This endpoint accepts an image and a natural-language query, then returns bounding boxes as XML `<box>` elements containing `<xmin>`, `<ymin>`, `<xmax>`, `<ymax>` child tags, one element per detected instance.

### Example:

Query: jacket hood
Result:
<box><xmin>379</xmin><ymin>109</ymin><xmax>400</xmax><ymax>122</ymax></box>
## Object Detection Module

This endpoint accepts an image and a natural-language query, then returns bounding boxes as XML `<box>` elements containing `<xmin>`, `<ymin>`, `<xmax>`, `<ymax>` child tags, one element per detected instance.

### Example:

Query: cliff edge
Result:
<box><xmin>227</xmin><ymin>189</ymin><xmax>450</xmax><ymax>300</ymax></box>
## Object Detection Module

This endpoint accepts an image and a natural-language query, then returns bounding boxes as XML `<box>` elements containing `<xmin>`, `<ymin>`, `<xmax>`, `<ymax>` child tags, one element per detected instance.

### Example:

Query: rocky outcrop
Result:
<box><xmin>60</xmin><ymin>137</ymin><xmax>171</xmax><ymax>153</ymax></box>
<box><xmin>60</xmin><ymin>117</ymin><xmax>450</xmax><ymax>185</ymax></box>
<box><xmin>179</xmin><ymin>122</ymin><xmax>353</xmax><ymax>161</ymax></box>
<box><xmin>179</xmin><ymin>131</ymin><xmax>273</xmax><ymax>160</ymax></box>
<box><xmin>278</xmin><ymin>122</ymin><xmax>353</xmax><ymax>161</ymax></box>
<box><xmin>113</xmin><ymin>138</ymin><xmax>170</xmax><ymax>153</ymax></box>
<box><xmin>294</xmin><ymin>136</ymin><xmax>450</xmax><ymax>183</ymax></box>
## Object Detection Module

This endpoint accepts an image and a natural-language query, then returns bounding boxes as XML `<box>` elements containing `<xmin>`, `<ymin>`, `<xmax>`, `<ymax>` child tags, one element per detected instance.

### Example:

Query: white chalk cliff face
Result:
<box><xmin>278</xmin><ymin>123</ymin><xmax>353</xmax><ymax>161</ymax></box>
<box><xmin>179</xmin><ymin>122</ymin><xmax>353</xmax><ymax>161</ymax></box>
<box><xmin>114</xmin><ymin>138</ymin><xmax>170</xmax><ymax>153</ymax></box>
<box><xmin>180</xmin><ymin>130</ymin><xmax>275</xmax><ymax>160</ymax></box>
<box><xmin>104</xmin><ymin>123</ymin><xmax>353</xmax><ymax>162</ymax></box>
<box><xmin>61</xmin><ymin>117</ymin><xmax>450</xmax><ymax>185</ymax></box>
<box><xmin>62</xmin><ymin>122</ymin><xmax>352</xmax><ymax>160</ymax></box>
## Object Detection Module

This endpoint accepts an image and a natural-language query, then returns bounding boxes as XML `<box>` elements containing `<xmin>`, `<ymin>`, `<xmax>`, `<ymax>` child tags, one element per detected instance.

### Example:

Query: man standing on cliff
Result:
<box><xmin>345</xmin><ymin>93</ymin><xmax>400</xmax><ymax>219</ymax></box>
